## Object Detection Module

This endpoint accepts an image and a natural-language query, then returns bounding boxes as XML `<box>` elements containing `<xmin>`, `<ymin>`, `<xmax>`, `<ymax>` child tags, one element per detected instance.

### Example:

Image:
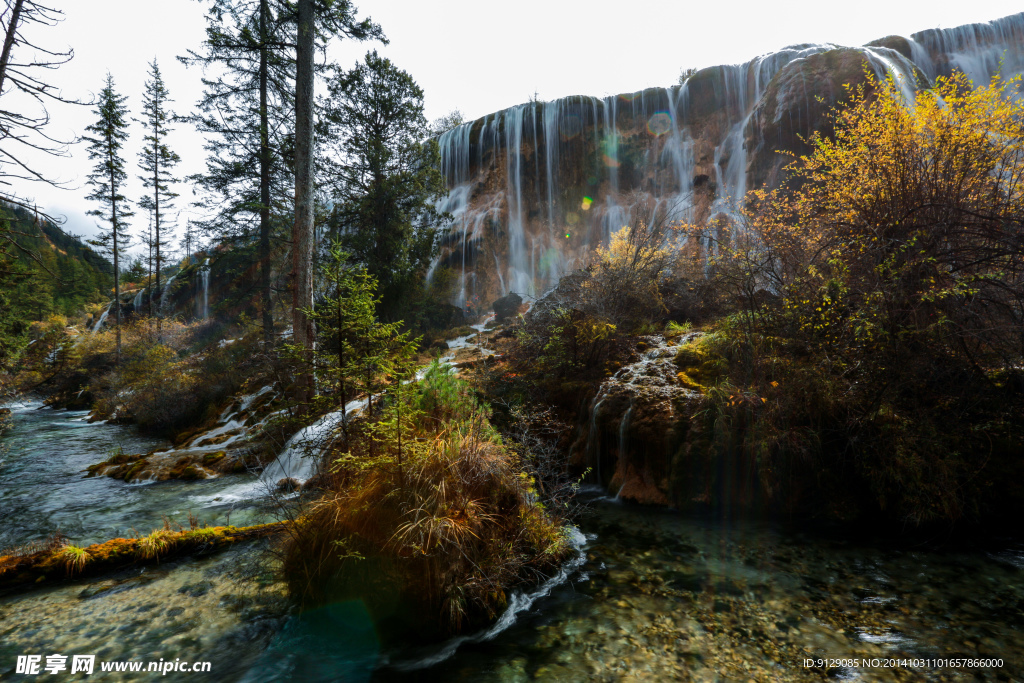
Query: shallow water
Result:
<box><xmin>0</xmin><ymin>542</ymin><xmax>290</xmax><ymax>680</ymax></box>
<box><xmin>3</xmin><ymin>404</ymin><xmax>1023</xmax><ymax>681</ymax></box>
<box><xmin>0</xmin><ymin>401</ymin><xmax>268</xmax><ymax>549</ymax></box>
<box><xmin>371</xmin><ymin>497</ymin><xmax>1024</xmax><ymax>682</ymax></box>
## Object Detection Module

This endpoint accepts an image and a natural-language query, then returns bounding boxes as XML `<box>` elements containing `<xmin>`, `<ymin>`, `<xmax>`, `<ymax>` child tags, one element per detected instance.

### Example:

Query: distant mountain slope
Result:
<box><xmin>1</xmin><ymin>202</ymin><xmax>113</xmax><ymax>365</ymax></box>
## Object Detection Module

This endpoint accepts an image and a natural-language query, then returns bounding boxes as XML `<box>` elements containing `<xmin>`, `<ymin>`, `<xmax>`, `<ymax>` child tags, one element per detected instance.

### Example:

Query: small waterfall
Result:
<box><xmin>585</xmin><ymin>397</ymin><xmax>605</xmax><ymax>486</ymax></box>
<box><xmin>583</xmin><ymin>334</ymin><xmax>704</xmax><ymax>496</ymax></box>
<box><xmin>613</xmin><ymin>400</ymin><xmax>634</xmax><ymax>502</ymax></box>
<box><xmin>196</xmin><ymin>258</ymin><xmax>210</xmax><ymax>320</ymax></box>
<box><xmin>132</xmin><ymin>288</ymin><xmax>144</xmax><ymax>311</ymax></box>
<box><xmin>159</xmin><ymin>272</ymin><xmax>178</xmax><ymax>314</ymax></box>
<box><xmin>257</xmin><ymin>395</ymin><xmax>369</xmax><ymax>488</ymax></box>
<box><xmin>200</xmin><ymin>315</ymin><xmax>498</xmax><ymax>505</ymax></box>
<box><xmin>91</xmin><ymin>304</ymin><xmax>111</xmax><ymax>334</ymax></box>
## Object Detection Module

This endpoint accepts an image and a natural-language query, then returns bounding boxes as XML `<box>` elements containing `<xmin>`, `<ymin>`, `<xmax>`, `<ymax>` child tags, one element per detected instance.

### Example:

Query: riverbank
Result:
<box><xmin>3</xmin><ymin>317</ymin><xmax>1023</xmax><ymax>681</ymax></box>
<box><xmin>2</xmin><ymin>481</ymin><xmax>1020</xmax><ymax>681</ymax></box>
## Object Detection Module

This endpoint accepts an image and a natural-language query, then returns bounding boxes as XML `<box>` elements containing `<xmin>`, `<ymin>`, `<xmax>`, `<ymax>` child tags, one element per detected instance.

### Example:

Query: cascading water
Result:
<box><xmin>90</xmin><ymin>303</ymin><xmax>111</xmax><ymax>334</ymax></box>
<box><xmin>197</xmin><ymin>258</ymin><xmax>210</xmax><ymax>320</ymax></box>
<box><xmin>430</xmin><ymin>12</ymin><xmax>1024</xmax><ymax>308</ymax></box>
<box><xmin>159</xmin><ymin>271</ymin><xmax>178</xmax><ymax>314</ymax></box>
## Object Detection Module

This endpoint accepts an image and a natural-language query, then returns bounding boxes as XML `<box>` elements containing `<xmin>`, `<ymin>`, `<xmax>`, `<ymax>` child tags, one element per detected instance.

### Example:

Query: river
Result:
<box><xmin>1</xmin><ymin>402</ymin><xmax>1022</xmax><ymax>681</ymax></box>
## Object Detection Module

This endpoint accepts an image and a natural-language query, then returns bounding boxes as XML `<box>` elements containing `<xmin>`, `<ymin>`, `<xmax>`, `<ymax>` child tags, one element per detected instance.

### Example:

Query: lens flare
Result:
<box><xmin>601</xmin><ymin>136</ymin><xmax>619</xmax><ymax>168</ymax></box>
<box><xmin>647</xmin><ymin>112</ymin><xmax>672</xmax><ymax>136</ymax></box>
<box><xmin>565</xmin><ymin>211</ymin><xmax>580</xmax><ymax>225</ymax></box>
<box><xmin>580</xmin><ymin>197</ymin><xmax>593</xmax><ymax>211</ymax></box>
<box><xmin>540</xmin><ymin>247</ymin><xmax>560</xmax><ymax>270</ymax></box>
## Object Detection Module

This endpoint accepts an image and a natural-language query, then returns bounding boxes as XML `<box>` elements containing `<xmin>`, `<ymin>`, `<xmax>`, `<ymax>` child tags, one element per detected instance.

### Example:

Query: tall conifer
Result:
<box><xmin>138</xmin><ymin>58</ymin><xmax>180</xmax><ymax>338</ymax></box>
<box><xmin>84</xmin><ymin>73</ymin><xmax>133</xmax><ymax>364</ymax></box>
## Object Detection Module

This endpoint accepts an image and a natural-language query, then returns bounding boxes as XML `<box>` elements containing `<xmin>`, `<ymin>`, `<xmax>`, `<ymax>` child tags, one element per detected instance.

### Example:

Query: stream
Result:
<box><xmin>2</xmin><ymin>395</ymin><xmax>1023</xmax><ymax>680</ymax></box>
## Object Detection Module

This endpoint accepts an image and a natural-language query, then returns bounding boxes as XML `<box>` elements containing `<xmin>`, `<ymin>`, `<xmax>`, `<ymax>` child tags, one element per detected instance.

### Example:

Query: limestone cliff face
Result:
<box><xmin>431</xmin><ymin>12</ymin><xmax>1024</xmax><ymax>309</ymax></box>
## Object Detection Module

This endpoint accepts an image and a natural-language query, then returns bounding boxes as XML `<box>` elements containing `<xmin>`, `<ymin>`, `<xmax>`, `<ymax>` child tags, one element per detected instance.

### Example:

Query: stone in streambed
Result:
<box><xmin>492</xmin><ymin>292</ymin><xmax>523</xmax><ymax>322</ymax></box>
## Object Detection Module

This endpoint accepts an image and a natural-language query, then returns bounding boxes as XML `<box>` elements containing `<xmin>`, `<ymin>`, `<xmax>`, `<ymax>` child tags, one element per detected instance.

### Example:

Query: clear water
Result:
<box><xmin>2</xmin><ymin>404</ymin><xmax>1023</xmax><ymax>681</ymax></box>
<box><xmin>0</xmin><ymin>401</ymin><xmax>266</xmax><ymax>549</ymax></box>
<box><xmin>367</xmin><ymin>496</ymin><xmax>1024</xmax><ymax>682</ymax></box>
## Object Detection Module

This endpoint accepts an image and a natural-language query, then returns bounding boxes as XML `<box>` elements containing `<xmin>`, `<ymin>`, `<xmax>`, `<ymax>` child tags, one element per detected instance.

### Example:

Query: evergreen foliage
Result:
<box><xmin>322</xmin><ymin>50</ymin><xmax>449</xmax><ymax>314</ymax></box>
<box><xmin>0</xmin><ymin>203</ymin><xmax>111</xmax><ymax>368</ymax></box>
<box><xmin>181</xmin><ymin>0</ymin><xmax>296</xmax><ymax>340</ymax></box>
<box><xmin>304</xmin><ymin>240</ymin><xmax>418</xmax><ymax>443</ymax></box>
<box><xmin>137</xmin><ymin>59</ymin><xmax>181</xmax><ymax>333</ymax></box>
<box><xmin>84</xmin><ymin>73</ymin><xmax>133</xmax><ymax>364</ymax></box>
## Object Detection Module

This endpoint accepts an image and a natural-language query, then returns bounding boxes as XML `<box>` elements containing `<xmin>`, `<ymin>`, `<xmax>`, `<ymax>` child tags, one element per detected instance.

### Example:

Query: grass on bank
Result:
<box><xmin>281</xmin><ymin>362</ymin><xmax>573</xmax><ymax>640</ymax></box>
<box><xmin>0</xmin><ymin>521</ymin><xmax>287</xmax><ymax>591</ymax></box>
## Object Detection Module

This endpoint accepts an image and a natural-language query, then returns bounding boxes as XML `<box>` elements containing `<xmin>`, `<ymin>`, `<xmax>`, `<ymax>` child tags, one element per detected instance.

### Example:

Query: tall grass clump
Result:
<box><xmin>282</xmin><ymin>363</ymin><xmax>572</xmax><ymax>641</ymax></box>
<box><xmin>58</xmin><ymin>544</ymin><xmax>90</xmax><ymax>575</ymax></box>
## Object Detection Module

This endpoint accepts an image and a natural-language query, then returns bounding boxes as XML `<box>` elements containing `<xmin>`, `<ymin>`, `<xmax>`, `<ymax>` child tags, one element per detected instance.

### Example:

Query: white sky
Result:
<box><xmin>4</xmin><ymin>0</ymin><xmax>1022</xmax><ymax>259</ymax></box>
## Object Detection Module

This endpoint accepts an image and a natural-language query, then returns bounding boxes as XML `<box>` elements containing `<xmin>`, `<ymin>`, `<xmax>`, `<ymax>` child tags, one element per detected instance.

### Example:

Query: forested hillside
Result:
<box><xmin>0</xmin><ymin>202</ymin><xmax>112</xmax><ymax>367</ymax></box>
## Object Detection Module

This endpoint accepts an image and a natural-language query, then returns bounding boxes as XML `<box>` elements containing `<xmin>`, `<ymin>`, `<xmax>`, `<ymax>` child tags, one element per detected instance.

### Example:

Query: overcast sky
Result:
<box><xmin>4</xmin><ymin>0</ymin><xmax>1022</xmax><ymax>259</ymax></box>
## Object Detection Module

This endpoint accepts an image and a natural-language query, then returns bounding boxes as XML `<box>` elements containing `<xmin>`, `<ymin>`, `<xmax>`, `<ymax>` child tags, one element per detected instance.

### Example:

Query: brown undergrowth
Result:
<box><xmin>281</xmin><ymin>363</ymin><xmax>572</xmax><ymax>641</ymax></box>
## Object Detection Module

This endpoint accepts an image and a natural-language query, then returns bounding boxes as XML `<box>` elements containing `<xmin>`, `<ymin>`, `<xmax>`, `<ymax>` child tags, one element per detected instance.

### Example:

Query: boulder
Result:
<box><xmin>492</xmin><ymin>292</ymin><xmax>523</xmax><ymax>322</ymax></box>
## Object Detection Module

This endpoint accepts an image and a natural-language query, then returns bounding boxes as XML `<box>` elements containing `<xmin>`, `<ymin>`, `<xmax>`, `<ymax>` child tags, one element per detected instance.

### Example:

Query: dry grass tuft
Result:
<box><xmin>282</xmin><ymin>365</ymin><xmax>571</xmax><ymax>640</ymax></box>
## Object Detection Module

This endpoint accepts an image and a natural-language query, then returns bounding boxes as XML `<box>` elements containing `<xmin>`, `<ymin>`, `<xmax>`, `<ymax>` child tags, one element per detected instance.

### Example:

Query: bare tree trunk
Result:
<box><xmin>110</xmin><ymin>162</ymin><xmax>121</xmax><ymax>366</ymax></box>
<box><xmin>0</xmin><ymin>0</ymin><xmax>25</xmax><ymax>96</ymax></box>
<box><xmin>154</xmin><ymin>133</ymin><xmax>162</xmax><ymax>341</ymax></box>
<box><xmin>292</xmin><ymin>0</ymin><xmax>315</xmax><ymax>405</ymax></box>
<box><xmin>259</xmin><ymin>0</ymin><xmax>273</xmax><ymax>343</ymax></box>
<box><xmin>147</xmin><ymin>214</ymin><xmax>153</xmax><ymax>320</ymax></box>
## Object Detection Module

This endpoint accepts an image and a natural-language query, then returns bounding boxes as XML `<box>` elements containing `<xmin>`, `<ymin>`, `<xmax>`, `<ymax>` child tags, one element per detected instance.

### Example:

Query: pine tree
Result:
<box><xmin>322</xmin><ymin>51</ymin><xmax>447</xmax><ymax>315</ymax></box>
<box><xmin>182</xmin><ymin>219</ymin><xmax>196</xmax><ymax>264</ymax></box>
<box><xmin>180</xmin><ymin>0</ymin><xmax>295</xmax><ymax>342</ymax></box>
<box><xmin>291</xmin><ymin>0</ymin><xmax>384</xmax><ymax>408</ymax></box>
<box><xmin>84</xmin><ymin>73</ymin><xmax>133</xmax><ymax>365</ymax></box>
<box><xmin>138</xmin><ymin>58</ymin><xmax>180</xmax><ymax>339</ymax></box>
<box><xmin>305</xmin><ymin>240</ymin><xmax>418</xmax><ymax>460</ymax></box>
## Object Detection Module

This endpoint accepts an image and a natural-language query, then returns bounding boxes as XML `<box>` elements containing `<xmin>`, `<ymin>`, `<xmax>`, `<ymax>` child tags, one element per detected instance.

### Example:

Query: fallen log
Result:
<box><xmin>0</xmin><ymin>522</ymin><xmax>288</xmax><ymax>593</ymax></box>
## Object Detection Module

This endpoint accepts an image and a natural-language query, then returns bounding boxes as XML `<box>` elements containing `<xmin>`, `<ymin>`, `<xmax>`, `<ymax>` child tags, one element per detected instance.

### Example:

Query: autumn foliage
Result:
<box><xmin>676</xmin><ymin>72</ymin><xmax>1024</xmax><ymax>523</ymax></box>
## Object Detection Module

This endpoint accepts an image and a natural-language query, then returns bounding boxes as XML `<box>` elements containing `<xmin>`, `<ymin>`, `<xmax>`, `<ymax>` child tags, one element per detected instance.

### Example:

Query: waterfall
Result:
<box><xmin>202</xmin><ymin>268</ymin><xmax>209</xmax><ymax>320</ymax></box>
<box><xmin>257</xmin><ymin>397</ymin><xmax>367</xmax><ymax>486</ymax></box>
<box><xmin>90</xmin><ymin>303</ymin><xmax>112</xmax><ymax>334</ymax></box>
<box><xmin>132</xmin><ymin>288</ymin><xmax>144</xmax><ymax>311</ymax></box>
<box><xmin>159</xmin><ymin>272</ymin><xmax>178</xmax><ymax>314</ymax></box>
<box><xmin>430</xmin><ymin>12</ymin><xmax>1024</xmax><ymax>306</ymax></box>
<box><xmin>911</xmin><ymin>12</ymin><xmax>1024</xmax><ymax>85</ymax></box>
<box><xmin>195</xmin><ymin>258</ymin><xmax>210</xmax><ymax>320</ymax></box>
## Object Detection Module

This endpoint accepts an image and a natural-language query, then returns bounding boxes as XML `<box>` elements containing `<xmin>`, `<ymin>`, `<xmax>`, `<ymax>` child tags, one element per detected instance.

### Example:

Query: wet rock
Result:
<box><xmin>178</xmin><ymin>581</ymin><xmax>213</xmax><ymax>598</ymax></box>
<box><xmin>492</xmin><ymin>292</ymin><xmax>523</xmax><ymax>322</ymax></box>
<box><xmin>276</xmin><ymin>477</ymin><xmax>301</xmax><ymax>493</ymax></box>
<box><xmin>78</xmin><ymin>581</ymin><xmax>119</xmax><ymax>600</ymax></box>
<box><xmin>579</xmin><ymin>334</ymin><xmax>707</xmax><ymax>505</ymax></box>
<box><xmin>607</xmin><ymin>570</ymin><xmax>636</xmax><ymax>584</ymax></box>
